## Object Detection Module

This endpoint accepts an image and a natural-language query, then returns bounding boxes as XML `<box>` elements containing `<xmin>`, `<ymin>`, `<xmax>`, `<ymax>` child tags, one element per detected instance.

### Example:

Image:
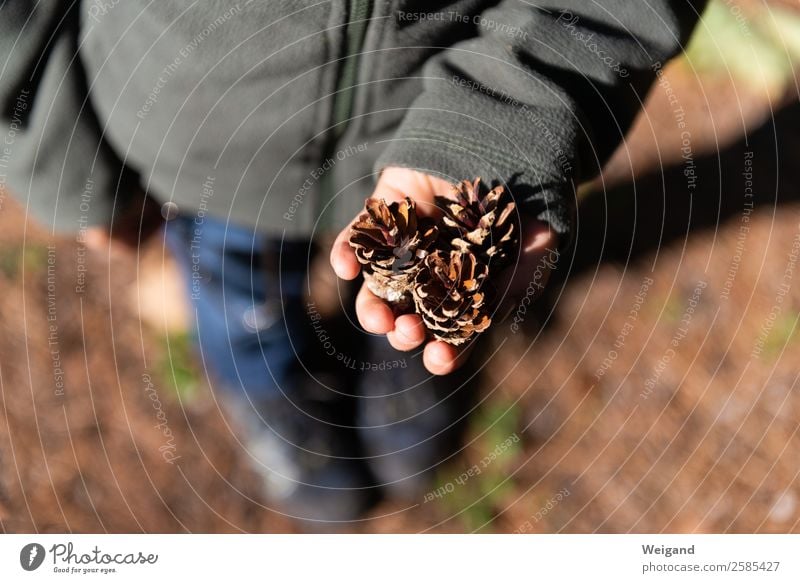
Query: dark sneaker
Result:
<box><xmin>225</xmin><ymin>373</ymin><xmax>380</xmax><ymax>528</ymax></box>
<box><xmin>355</xmin><ymin>336</ymin><xmax>476</xmax><ymax>501</ymax></box>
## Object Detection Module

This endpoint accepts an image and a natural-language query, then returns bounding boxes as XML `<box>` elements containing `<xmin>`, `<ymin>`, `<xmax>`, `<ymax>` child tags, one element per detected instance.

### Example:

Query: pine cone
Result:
<box><xmin>349</xmin><ymin>197</ymin><xmax>437</xmax><ymax>304</ymax></box>
<box><xmin>435</xmin><ymin>178</ymin><xmax>519</xmax><ymax>268</ymax></box>
<box><xmin>412</xmin><ymin>250</ymin><xmax>491</xmax><ymax>346</ymax></box>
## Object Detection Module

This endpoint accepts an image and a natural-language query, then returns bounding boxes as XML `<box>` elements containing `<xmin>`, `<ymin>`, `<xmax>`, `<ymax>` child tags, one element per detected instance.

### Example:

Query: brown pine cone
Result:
<box><xmin>412</xmin><ymin>250</ymin><xmax>491</xmax><ymax>346</ymax></box>
<box><xmin>349</xmin><ymin>197</ymin><xmax>437</xmax><ymax>304</ymax></box>
<box><xmin>435</xmin><ymin>178</ymin><xmax>519</xmax><ymax>268</ymax></box>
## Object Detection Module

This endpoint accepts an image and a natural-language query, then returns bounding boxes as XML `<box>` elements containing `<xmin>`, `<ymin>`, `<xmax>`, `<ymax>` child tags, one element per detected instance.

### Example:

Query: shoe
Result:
<box><xmin>225</xmin><ymin>372</ymin><xmax>380</xmax><ymax>528</ymax></box>
<box><xmin>355</xmin><ymin>336</ymin><xmax>476</xmax><ymax>501</ymax></box>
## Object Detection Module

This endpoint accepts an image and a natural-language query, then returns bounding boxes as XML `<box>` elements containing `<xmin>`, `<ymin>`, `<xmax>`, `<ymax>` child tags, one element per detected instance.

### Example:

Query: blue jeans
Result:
<box><xmin>164</xmin><ymin>214</ymin><xmax>312</xmax><ymax>399</ymax></box>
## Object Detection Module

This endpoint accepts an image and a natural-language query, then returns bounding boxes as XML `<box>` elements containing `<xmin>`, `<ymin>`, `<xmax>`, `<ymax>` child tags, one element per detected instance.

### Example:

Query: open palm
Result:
<box><xmin>330</xmin><ymin>167</ymin><xmax>557</xmax><ymax>375</ymax></box>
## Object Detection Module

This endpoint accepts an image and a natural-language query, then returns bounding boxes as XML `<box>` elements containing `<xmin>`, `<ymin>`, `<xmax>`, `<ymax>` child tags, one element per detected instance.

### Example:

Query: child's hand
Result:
<box><xmin>330</xmin><ymin>167</ymin><xmax>558</xmax><ymax>375</ymax></box>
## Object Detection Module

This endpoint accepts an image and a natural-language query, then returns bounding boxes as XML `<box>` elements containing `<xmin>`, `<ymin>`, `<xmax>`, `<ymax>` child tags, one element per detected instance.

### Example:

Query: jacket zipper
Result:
<box><xmin>319</xmin><ymin>0</ymin><xmax>374</xmax><ymax>226</ymax></box>
<box><xmin>332</xmin><ymin>0</ymin><xmax>374</xmax><ymax>140</ymax></box>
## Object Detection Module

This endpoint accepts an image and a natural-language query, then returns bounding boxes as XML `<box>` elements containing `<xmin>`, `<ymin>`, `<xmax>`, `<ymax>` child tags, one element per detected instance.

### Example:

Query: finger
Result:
<box><xmin>329</xmin><ymin>176</ymin><xmax>406</xmax><ymax>280</ymax></box>
<box><xmin>355</xmin><ymin>283</ymin><xmax>394</xmax><ymax>334</ymax></box>
<box><xmin>386</xmin><ymin>313</ymin><xmax>426</xmax><ymax>351</ymax></box>
<box><xmin>330</xmin><ymin>226</ymin><xmax>361</xmax><ymax>280</ymax></box>
<box><xmin>423</xmin><ymin>340</ymin><xmax>475</xmax><ymax>375</ymax></box>
<box><xmin>328</xmin><ymin>170</ymin><xmax>404</xmax><ymax>281</ymax></box>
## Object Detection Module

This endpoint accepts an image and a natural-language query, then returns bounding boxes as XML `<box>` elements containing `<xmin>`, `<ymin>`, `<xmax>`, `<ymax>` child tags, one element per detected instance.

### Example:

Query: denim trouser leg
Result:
<box><xmin>164</xmin><ymin>215</ymin><xmax>311</xmax><ymax>399</ymax></box>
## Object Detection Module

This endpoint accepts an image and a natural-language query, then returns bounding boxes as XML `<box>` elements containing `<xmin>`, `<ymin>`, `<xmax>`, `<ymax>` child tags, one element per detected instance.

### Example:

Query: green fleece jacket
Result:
<box><xmin>0</xmin><ymin>0</ymin><xmax>704</xmax><ymax>241</ymax></box>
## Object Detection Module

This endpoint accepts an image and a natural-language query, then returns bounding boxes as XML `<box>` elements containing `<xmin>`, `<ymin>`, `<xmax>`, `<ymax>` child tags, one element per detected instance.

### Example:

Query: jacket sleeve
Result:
<box><xmin>0</xmin><ymin>1</ymin><xmax>135</xmax><ymax>233</ymax></box>
<box><xmin>376</xmin><ymin>0</ymin><xmax>706</xmax><ymax>248</ymax></box>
